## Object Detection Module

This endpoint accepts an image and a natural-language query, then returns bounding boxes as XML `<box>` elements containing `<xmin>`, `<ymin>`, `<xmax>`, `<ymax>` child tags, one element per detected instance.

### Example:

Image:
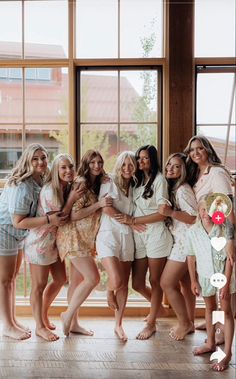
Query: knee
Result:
<box><xmin>31</xmin><ymin>282</ymin><xmax>47</xmax><ymax>296</ymax></box>
<box><xmin>53</xmin><ymin>274</ymin><xmax>67</xmax><ymax>288</ymax></box>
<box><xmin>0</xmin><ymin>276</ymin><xmax>14</xmax><ymax>288</ymax></box>
<box><xmin>206</xmin><ymin>303</ymin><xmax>217</xmax><ymax>313</ymax></box>
<box><xmin>149</xmin><ymin>276</ymin><xmax>160</xmax><ymax>288</ymax></box>
<box><xmin>89</xmin><ymin>273</ymin><xmax>100</xmax><ymax>289</ymax></box>
<box><xmin>160</xmin><ymin>276</ymin><xmax>168</xmax><ymax>291</ymax></box>
<box><xmin>132</xmin><ymin>277</ymin><xmax>145</xmax><ymax>293</ymax></box>
<box><xmin>110</xmin><ymin>276</ymin><xmax>123</xmax><ymax>291</ymax></box>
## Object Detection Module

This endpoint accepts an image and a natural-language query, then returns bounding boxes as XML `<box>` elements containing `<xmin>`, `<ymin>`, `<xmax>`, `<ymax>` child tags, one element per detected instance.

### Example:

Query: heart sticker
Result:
<box><xmin>210</xmin><ymin>237</ymin><xmax>227</xmax><ymax>252</ymax></box>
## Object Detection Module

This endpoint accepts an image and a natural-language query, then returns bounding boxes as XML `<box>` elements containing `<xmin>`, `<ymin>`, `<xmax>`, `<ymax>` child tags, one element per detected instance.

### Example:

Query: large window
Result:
<box><xmin>0</xmin><ymin>67</ymin><xmax>69</xmax><ymax>178</ymax></box>
<box><xmin>196</xmin><ymin>67</ymin><xmax>235</xmax><ymax>172</ymax></box>
<box><xmin>195</xmin><ymin>0</ymin><xmax>235</xmax><ymax>173</ymax></box>
<box><xmin>0</xmin><ymin>0</ymin><xmax>164</xmax><ymax>303</ymax></box>
<box><xmin>76</xmin><ymin>0</ymin><xmax>163</xmax><ymax>58</ymax></box>
<box><xmin>78</xmin><ymin>67</ymin><xmax>161</xmax><ymax>171</ymax></box>
<box><xmin>195</xmin><ymin>0</ymin><xmax>235</xmax><ymax>57</ymax></box>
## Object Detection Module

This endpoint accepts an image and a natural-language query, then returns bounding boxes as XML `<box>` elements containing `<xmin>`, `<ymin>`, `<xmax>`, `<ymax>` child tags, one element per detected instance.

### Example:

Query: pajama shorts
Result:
<box><xmin>96</xmin><ymin>230</ymin><xmax>134</xmax><ymax>262</ymax></box>
<box><xmin>134</xmin><ymin>228</ymin><xmax>173</xmax><ymax>259</ymax></box>
<box><xmin>0</xmin><ymin>225</ymin><xmax>25</xmax><ymax>256</ymax></box>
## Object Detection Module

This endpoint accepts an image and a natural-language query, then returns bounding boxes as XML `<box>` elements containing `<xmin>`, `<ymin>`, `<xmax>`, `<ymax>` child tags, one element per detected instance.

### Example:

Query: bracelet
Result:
<box><xmin>46</xmin><ymin>214</ymin><xmax>50</xmax><ymax>224</ymax></box>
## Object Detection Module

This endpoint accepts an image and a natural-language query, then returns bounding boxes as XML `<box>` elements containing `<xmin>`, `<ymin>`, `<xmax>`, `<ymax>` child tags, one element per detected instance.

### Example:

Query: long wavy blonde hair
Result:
<box><xmin>7</xmin><ymin>143</ymin><xmax>49</xmax><ymax>186</ymax></box>
<box><xmin>112</xmin><ymin>151</ymin><xmax>137</xmax><ymax>195</ymax></box>
<box><xmin>44</xmin><ymin>153</ymin><xmax>75</xmax><ymax>208</ymax></box>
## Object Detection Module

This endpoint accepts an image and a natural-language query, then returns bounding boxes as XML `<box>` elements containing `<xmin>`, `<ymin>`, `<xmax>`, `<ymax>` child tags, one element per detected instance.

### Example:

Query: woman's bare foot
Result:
<box><xmin>212</xmin><ymin>355</ymin><xmax>231</xmax><ymax>372</ymax></box>
<box><xmin>107</xmin><ymin>291</ymin><xmax>118</xmax><ymax>310</ymax></box>
<box><xmin>193</xmin><ymin>343</ymin><xmax>215</xmax><ymax>355</ymax></box>
<box><xmin>43</xmin><ymin>317</ymin><xmax>56</xmax><ymax>330</ymax></box>
<box><xmin>14</xmin><ymin>320</ymin><xmax>31</xmax><ymax>333</ymax></box>
<box><xmin>3</xmin><ymin>325</ymin><xmax>31</xmax><ymax>340</ymax></box>
<box><xmin>136</xmin><ymin>323</ymin><xmax>156</xmax><ymax>340</ymax></box>
<box><xmin>169</xmin><ymin>322</ymin><xmax>194</xmax><ymax>341</ymax></box>
<box><xmin>60</xmin><ymin>312</ymin><xmax>72</xmax><ymax>337</ymax></box>
<box><xmin>115</xmin><ymin>325</ymin><xmax>128</xmax><ymax>342</ymax></box>
<box><xmin>70</xmin><ymin>323</ymin><xmax>94</xmax><ymax>336</ymax></box>
<box><xmin>195</xmin><ymin>321</ymin><xmax>206</xmax><ymax>330</ymax></box>
<box><xmin>36</xmin><ymin>327</ymin><xmax>59</xmax><ymax>342</ymax></box>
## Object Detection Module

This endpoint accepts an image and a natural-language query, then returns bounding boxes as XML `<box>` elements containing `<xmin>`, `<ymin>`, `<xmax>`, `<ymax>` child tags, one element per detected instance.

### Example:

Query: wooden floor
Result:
<box><xmin>0</xmin><ymin>317</ymin><xmax>235</xmax><ymax>379</ymax></box>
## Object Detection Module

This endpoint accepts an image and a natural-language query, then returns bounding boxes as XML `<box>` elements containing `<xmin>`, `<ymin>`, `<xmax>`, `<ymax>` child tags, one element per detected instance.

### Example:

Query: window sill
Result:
<box><xmin>16</xmin><ymin>297</ymin><xmax>206</xmax><ymax>317</ymax></box>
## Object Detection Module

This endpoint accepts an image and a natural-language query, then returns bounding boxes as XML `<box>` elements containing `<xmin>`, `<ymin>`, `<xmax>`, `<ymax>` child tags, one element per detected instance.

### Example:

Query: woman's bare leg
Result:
<box><xmin>102</xmin><ymin>256</ymin><xmax>123</xmax><ymax>310</ymax></box>
<box><xmin>114</xmin><ymin>261</ymin><xmax>132</xmax><ymax>341</ymax></box>
<box><xmin>0</xmin><ymin>254</ymin><xmax>30</xmax><ymax>340</ymax></box>
<box><xmin>12</xmin><ymin>250</ymin><xmax>31</xmax><ymax>333</ymax></box>
<box><xmin>193</xmin><ymin>296</ymin><xmax>216</xmax><ymax>355</ymax></box>
<box><xmin>61</xmin><ymin>256</ymin><xmax>100</xmax><ymax>336</ymax></box>
<box><xmin>180</xmin><ymin>270</ymin><xmax>196</xmax><ymax>324</ymax></box>
<box><xmin>30</xmin><ymin>264</ymin><xmax>59</xmax><ymax>341</ymax></box>
<box><xmin>68</xmin><ymin>264</ymin><xmax>92</xmax><ymax>335</ymax></box>
<box><xmin>161</xmin><ymin>260</ymin><xmax>194</xmax><ymax>340</ymax></box>
<box><xmin>42</xmin><ymin>259</ymin><xmax>66</xmax><ymax>330</ymax></box>
<box><xmin>136</xmin><ymin>257</ymin><xmax>166</xmax><ymax>340</ymax></box>
<box><xmin>132</xmin><ymin>258</ymin><xmax>150</xmax><ymax>300</ymax></box>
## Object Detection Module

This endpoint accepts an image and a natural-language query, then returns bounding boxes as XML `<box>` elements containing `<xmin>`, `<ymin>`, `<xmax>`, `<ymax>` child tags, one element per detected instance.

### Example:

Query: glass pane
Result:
<box><xmin>0</xmin><ymin>1</ymin><xmax>22</xmax><ymax>59</ymax></box>
<box><xmin>120</xmin><ymin>70</ymin><xmax>157</xmax><ymax>122</ymax></box>
<box><xmin>25</xmin><ymin>67</ymin><xmax>68</xmax><ymax>123</ymax></box>
<box><xmin>16</xmin><ymin>260</ymin><xmax>31</xmax><ymax>297</ymax></box>
<box><xmin>120</xmin><ymin>0</ymin><xmax>163</xmax><ymax>58</ymax></box>
<box><xmin>0</xmin><ymin>68</ymin><xmax>23</xmax><ymax>123</ymax></box>
<box><xmin>195</xmin><ymin>0</ymin><xmax>236</xmax><ymax>57</ymax></box>
<box><xmin>26</xmin><ymin>125</ymin><xmax>69</xmax><ymax>159</ymax></box>
<box><xmin>81</xmin><ymin>124</ymin><xmax>118</xmax><ymax>172</ymax></box>
<box><xmin>120</xmin><ymin>123</ymin><xmax>157</xmax><ymax>152</ymax></box>
<box><xmin>197</xmin><ymin>73</ymin><xmax>236</xmax><ymax>124</ymax></box>
<box><xmin>76</xmin><ymin>0</ymin><xmax>118</xmax><ymax>58</ymax></box>
<box><xmin>81</xmin><ymin>71</ymin><xmax>118</xmax><ymax>123</ymax></box>
<box><xmin>196</xmin><ymin>125</ymin><xmax>236</xmax><ymax>172</ymax></box>
<box><xmin>0</xmin><ymin>130</ymin><xmax>22</xmax><ymax>179</ymax></box>
<box><xmin>25</xmin><ymin>0</ymin><xmax>68</xmax><ymax>58</ymax></box>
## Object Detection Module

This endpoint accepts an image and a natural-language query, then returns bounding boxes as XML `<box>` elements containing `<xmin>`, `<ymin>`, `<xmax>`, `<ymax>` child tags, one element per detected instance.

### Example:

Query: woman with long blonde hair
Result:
<box><xmin>96</xmin><ymin>151</ymin><xmax>140</xmax><ymax>341</ymax></box>
<box><xmin>0</xmin><ymin>144</ymin><xmax>66</xmax><ymax>340</ymax></box>
<box><xmin>24</xmin><ymin>153</ymin><xmax>84</xmax><ymax>341</ymax></box>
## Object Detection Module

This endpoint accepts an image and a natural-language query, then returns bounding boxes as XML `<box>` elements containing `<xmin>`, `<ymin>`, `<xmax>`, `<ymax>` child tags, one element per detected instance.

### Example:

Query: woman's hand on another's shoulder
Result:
<box><xmin>69</xmin><ymin>182</ymin><xmax>86</xmax><ymax>203</ymax></box>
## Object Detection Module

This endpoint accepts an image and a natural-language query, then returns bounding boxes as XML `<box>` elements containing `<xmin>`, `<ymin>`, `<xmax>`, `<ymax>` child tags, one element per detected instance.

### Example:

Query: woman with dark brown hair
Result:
<box><xmin>57</xmin><ymin>150</ymin><xmax>112</xmax><ymax>336</ymax></box>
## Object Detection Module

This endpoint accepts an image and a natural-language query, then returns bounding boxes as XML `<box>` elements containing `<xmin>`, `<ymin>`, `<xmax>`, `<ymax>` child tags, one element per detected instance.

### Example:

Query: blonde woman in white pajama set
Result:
<box><xmin>96</xmin><ymin>151</ymin><xmax>139</xmax><ymax>341</ymax></box>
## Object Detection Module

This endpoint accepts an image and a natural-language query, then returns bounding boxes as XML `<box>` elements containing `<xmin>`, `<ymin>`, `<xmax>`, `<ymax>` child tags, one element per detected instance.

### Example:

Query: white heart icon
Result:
<box><xmin>210</xmin><ymin>237</ymin><xmax>227</xmax><ymax>251</ymax></box>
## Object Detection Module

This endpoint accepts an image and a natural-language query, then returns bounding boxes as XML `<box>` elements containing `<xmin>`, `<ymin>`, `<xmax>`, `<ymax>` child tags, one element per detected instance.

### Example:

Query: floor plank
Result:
<box><xmin>0</xmin><ymin>317</ymin><xmax>235</xmax><ymax>379</ymax></box>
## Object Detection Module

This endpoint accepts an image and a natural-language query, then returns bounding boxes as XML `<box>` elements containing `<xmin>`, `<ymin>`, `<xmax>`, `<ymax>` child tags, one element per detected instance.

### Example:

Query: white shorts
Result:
<box><xmin>96</xmin><ymin>230</ymin><xmax>134</xmax><ymax>262</ymax></box>
<box><xmin>134</xmin><ymin>228</ymin><xmax>173</xmax><ymax>259</ymax></box>
<box><xmin>168</xmin><ymin>238</ymin><xmax>187</xmax><ymax>263</ymax></box>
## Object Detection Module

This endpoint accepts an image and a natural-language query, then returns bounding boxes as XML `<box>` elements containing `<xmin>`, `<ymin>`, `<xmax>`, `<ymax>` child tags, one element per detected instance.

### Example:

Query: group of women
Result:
<box><xmin>0</xmin><ymin>135</ymin><xmax>234</xmax><ymax>372</ymax></box>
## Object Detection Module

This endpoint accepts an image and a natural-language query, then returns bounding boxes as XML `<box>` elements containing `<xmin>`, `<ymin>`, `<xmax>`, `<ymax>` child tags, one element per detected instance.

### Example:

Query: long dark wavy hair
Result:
<box><xmin>77</xmin><ymin>150</ymin><xmax>104</xmax><ymax>196</ymax></box>
<box><xmin>184</xmin><ymin>135</ymin><xmax>223</xmax><ymax>187</ymax></box>
<box><xmin>135</xmin><ymin>145</ymin><xmax>161</xmax><ymax>199</ymax></box>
